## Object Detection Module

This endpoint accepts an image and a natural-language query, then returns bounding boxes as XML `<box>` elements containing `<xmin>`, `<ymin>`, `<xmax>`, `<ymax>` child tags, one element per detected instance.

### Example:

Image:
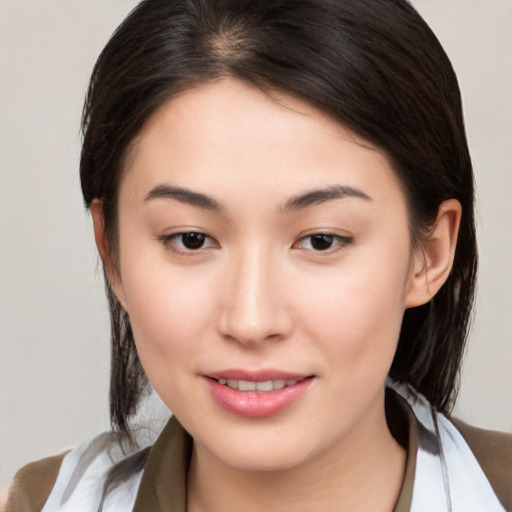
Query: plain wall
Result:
<box><xmin>1</xmin><ymin>0</ymin><xmax>511</xmax><ymax>498</ymax></box>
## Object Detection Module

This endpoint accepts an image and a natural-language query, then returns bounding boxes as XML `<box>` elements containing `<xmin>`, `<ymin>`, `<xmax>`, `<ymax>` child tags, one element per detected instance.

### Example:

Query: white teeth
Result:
<box><xmin>255</xmin><ymin>380</ymin><xmax>274</xmax><ymax>392</ymax></box>
<box><xmin>218</xmin><ymin>378</ymin><xmax>301</xmax><ymax>392</ymax></box>
<box><xmin>227</xmin><ymin>379</ymin><xmax>238</xmax><ymax>389</ymax></box>
<box><xmin>273</xmin><ymin>379</ymin><xmax>286</xmax><ymax>390</ymax></box>
<box><xmin>238</xmin><ymin>380</ymin><xmax>256</xmax><ymax>391</ymax></box>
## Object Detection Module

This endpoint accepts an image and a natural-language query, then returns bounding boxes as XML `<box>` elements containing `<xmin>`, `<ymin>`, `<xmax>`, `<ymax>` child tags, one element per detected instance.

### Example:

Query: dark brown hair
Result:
<box><xmin>80</xmin><ymin>0</ymin><xmax>477</xmax><ymax>435</ymax></box>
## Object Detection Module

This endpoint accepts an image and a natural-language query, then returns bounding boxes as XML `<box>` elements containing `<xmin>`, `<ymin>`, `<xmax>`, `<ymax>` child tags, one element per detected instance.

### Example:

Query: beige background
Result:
<box><xmin>1</xmin><ymin>0</ymin><xmax>511</xmax><ymax>497</ymax></box>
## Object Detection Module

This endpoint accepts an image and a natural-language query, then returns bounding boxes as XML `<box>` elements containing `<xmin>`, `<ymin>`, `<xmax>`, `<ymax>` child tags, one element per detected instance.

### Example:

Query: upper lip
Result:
<box><xmin>204</xmin><ymin>369</ymin><xmax>312</xmax><ymax>381</ymax></box>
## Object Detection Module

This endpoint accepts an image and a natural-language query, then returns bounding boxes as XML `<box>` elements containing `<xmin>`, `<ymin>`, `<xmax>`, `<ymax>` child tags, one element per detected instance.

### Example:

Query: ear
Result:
<box><xmin>90</xmin><ymin>199</ymin><xmax>127</xmax><ymax>308</ymax></box>
<box><xmin>405</xmin><ymin>199</ymin><xmax>462</xmax><ymax>308</ymax></box>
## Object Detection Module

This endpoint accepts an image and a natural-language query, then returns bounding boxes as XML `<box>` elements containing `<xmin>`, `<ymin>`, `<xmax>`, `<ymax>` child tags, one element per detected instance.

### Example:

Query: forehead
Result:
<box><xmin>121</xmin><ymin>79</ymin><xmax>406</xmax><ymax>211</ymax></box>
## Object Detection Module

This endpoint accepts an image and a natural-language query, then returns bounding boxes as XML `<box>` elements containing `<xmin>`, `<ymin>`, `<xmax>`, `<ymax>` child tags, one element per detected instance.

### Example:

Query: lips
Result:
<box><xmin>204</xmin><ymin>370</ymin><xmax>314</xmax><ymax>417</ymax></box>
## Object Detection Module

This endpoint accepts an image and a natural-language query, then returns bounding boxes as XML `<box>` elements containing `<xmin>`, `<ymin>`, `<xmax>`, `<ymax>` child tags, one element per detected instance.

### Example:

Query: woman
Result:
<box><xmin>7</xmin><ymin>0</ymin><xmax>512</xmax><ymax>511</ymax></box>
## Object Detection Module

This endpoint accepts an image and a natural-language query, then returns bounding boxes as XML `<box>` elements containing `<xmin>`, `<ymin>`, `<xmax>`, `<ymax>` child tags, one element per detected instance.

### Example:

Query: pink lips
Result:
<box><xmin>204</xmin><ymin>369</ymin><xmax>314</xmax><ymax>418</ymax></box>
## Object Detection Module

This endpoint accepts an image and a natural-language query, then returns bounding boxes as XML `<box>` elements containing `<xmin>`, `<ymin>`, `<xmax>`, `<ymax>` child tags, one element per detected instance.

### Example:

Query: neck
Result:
<box><xmin>187</xmin><ymin>394</ymin><xmax>406</xmax><ymax>512</ymax></box>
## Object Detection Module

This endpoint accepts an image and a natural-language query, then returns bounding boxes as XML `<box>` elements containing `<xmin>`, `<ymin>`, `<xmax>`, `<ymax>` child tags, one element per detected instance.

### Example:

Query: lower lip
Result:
<box><xmin>206</xmin><ymin>377</ymin><xmax>313</xmax><ymax>418</ymax></box>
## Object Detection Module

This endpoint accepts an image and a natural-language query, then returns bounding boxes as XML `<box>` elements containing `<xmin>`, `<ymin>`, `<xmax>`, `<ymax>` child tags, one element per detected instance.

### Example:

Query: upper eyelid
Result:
<box><xmin>293</xmin><ymin>233</ymin><xmax>354</xmax><ymax>249</ymax></box>
<box><xmin>158</xmin><ymin>231</ymin><xmax>218</xmax><ymax>251</ymax></box>
<box><xmin>296</xmin><ymin>232</ymin><xmax>353</xmax><ymax>242</ymax></box>
<box><xmin>159</xmin><ymin>230</ymin><xmax>210</xmax><ymax>240</ymax></box>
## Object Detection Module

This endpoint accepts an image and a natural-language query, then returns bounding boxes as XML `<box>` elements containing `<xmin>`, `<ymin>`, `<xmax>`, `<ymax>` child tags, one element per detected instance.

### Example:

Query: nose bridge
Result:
<box><xmin>219</xmin><ymin>243</ymin><xmax>288</xmax><ymax>345</ymax></box>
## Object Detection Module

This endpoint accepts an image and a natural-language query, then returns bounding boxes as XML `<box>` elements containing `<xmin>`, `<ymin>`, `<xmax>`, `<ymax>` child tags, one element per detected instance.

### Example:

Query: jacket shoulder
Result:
<box><xmin>6</xmin><ymin>452</ymin><xmax>68</xmax><ymax>512</ymax></box>
<box><xmin>451</xmin><ymin>417</ymin><xmax>512</xmax><ymax>511</ymax></box>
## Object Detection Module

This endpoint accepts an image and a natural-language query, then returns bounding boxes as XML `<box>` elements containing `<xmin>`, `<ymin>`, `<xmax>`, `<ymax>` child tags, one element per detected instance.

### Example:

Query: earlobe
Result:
<box><xmin>90</xmin><ymin>199</ymin><xmax>127</xmax><ymax>307</ymax></box>
<box><xmin>405</xmin><ymin>199</ymin><xmax>462</xmax><ymax>308</ymax></box>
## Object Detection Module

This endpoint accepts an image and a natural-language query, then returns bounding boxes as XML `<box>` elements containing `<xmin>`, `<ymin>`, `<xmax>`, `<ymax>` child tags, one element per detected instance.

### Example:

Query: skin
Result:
<box><xmin>92</xmin><ymin>79</ymin><xmax>461</xmax><ymax>512</ymax></box>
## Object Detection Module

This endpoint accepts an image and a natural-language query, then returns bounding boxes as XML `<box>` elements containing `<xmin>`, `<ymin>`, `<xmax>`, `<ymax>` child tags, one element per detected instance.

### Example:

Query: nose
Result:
<box><xmin>217</xmin><ymin>248</ymin><xmax>293</xmax><ymax>346</ymax></box>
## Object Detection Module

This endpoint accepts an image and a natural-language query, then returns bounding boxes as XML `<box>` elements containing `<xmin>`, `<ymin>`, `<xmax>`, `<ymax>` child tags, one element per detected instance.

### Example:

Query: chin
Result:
<box><xmin>200</xmin><ymin>428</ymin><xmax>319</xmax><ymax>473</ymax></box>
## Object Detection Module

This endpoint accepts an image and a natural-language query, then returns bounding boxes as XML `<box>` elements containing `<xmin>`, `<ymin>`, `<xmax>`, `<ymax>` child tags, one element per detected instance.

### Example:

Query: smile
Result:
<box><xmin>217</xmin><ymin>378</ymin><xmax>301</xmax><ymax>392</ymax></box>
<box><xmin>205</xmin><ymin>372</ymin><xmax>314</xmax><ymax>417</ymax></box>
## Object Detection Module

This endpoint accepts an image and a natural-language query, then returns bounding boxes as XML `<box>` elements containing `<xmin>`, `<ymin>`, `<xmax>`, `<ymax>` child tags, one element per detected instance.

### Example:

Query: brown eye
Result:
<box><xmin>180</xmin><ymin>232</ymin><xmax>206</xmax><ymax>249</ymax></box>
<box><xmin>294</xmin><ymin>233</ymin><xmax>354</xmax><ymax>252</ymax></box>
<box><xmin>159</xmin><ymin>231</ymin><xmax>218</xmax><ymax>253</ymax></box>
<box><xmin>310</xmin><ymin>234</ymin><xmax>334</xmax><ymax>251</ymax></box>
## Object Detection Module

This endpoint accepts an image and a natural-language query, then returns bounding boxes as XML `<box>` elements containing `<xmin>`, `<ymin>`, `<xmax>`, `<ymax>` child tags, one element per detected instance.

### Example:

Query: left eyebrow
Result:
<box><xmin>144</xmin><ymin>185</ymin><xmax>222</xmax><ymax>211</ymax></box>
<box><xmin>284</xmin><ymin>185</ymin><xmax>372</xmax><ymax>211</ymax></box>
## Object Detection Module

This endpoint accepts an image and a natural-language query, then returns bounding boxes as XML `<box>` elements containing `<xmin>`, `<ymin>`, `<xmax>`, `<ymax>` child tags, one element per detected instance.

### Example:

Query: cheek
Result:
<box><xmin>119</xmin><ymin>247</ymin><xmax>217</xmax><ymax>361</ymax></box>
<box><xmin>297</xmin><ymin>243</ymin><xmax>411</xmax><ymax>371</ymax></box>
<box><xmin>120</xmin><ymin>259</ymin><xmax>221</xmax><ymax>413</ymax></box>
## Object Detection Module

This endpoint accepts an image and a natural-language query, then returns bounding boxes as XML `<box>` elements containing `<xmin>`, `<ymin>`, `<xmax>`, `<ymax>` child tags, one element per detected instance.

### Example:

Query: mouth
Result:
<box><xmin>213</xmin><ymin>377</ymin><xmax>307</xmax><ymax>392</ymax></box>
<box><xmin>204</xmin><ymin>371</ymin><xmax>314</xmax><ymax>417</ymax></box>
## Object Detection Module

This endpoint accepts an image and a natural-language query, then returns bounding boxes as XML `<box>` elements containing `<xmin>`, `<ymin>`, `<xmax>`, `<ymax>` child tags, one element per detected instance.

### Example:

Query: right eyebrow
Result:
<box><xmin>284</xmin><ymin>184</ymin><xmax>372</xmax><ymax>211</ymax></box>
<box><xmin>144</xmin><ymin>185</ymin><xmax>222</xmax><ymax>211</ymax></box>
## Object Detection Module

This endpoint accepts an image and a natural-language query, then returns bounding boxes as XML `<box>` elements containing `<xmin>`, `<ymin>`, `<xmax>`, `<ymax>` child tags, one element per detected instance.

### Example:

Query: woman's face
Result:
<box><xmin>111</xmin><ymin>79</ymin><xmax>419</xmax><ymax>471</ymax></box>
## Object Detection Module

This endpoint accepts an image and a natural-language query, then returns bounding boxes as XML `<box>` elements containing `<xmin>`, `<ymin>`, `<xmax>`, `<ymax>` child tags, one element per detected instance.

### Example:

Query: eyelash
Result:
<box><xmin>158</xmin><ymin>232</ymin><xmax>218</xmax><ymax>255</ymax></box>
<box><xmin>293</xmin><ymin>233</ymin><xmax>354</xmax><ymax>253</ymax></box>
<box><xmin>157</xmin><ymin>232</ymin><xmax>354</xmax><ymax>255</ymax></box>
